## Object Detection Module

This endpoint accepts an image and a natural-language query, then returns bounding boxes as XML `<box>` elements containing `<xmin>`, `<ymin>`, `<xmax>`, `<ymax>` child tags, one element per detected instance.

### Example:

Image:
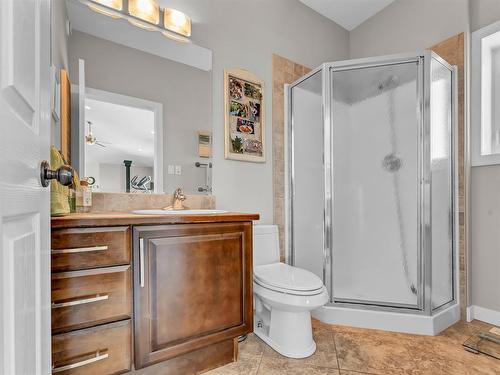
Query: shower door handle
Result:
<box><xmin>325</xmin><ymin>227</ymin><xmax>331</xmax><ymax>259</ymax></box>
<box><xmin>323</xmin><ymin>221</ymin><xmax>331</xmax><ymax>268</ymax></box>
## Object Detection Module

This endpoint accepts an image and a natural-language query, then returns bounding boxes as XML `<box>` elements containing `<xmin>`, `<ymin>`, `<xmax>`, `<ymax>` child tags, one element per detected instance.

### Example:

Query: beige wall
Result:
<box><xmin>349</xmin><ymin>0</ymin><xmax>468</xmax><ymax>58</ymax></box>
<box><xmin>470</xmin><ymin>0</ymin><xmax>500</xmax><ymax>31</ymax></box>
<box><xmin>471</xmin><ymin>166</ymin><xmax>500</xmax><ymax>312</ymax></box>
<box><xmin>184</xmin><ymin>0</ymin><xmax>350</xmax><ymax>223</ymax></box>
<box><xmin>469</xmin><ymin>0</ymin><xmax>500</xmax><ymax>314</ymax></box>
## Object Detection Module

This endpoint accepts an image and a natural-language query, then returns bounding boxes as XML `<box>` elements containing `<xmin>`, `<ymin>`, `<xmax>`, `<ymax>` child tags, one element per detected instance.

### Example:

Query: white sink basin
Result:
<box><xmin>132</xmin><ymin>209</ymin><xmax>228</xmax><ymax>215</ymax></box>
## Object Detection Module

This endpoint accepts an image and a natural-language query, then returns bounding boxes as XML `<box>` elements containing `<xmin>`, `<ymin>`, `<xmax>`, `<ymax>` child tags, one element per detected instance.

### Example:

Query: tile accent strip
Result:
<box><xmin>272</xmin><ymin>54</ymin><xmax>311</xmax><ymax>261</ymax></box>
<box><xmin>88</xmin><ymin>192</ymin><xmax>216</xmax><ymax>213</ymax></box>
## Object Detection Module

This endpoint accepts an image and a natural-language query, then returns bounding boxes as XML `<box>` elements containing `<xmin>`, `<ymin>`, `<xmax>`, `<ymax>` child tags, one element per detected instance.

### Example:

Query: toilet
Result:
<box><xmin>253</xmin><ymin>225</ymin><xmax>329</xmax><ymax>358</ymax></box>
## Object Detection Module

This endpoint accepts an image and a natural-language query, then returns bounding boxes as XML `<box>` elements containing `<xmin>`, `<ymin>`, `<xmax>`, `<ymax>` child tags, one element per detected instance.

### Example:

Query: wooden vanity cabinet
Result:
<box><xmin>51</xmin><ymin>226</ymin><xmax>133</xmax><ymax>374</ymax></box>
<box><xmin>51</xmin><ymin>213</ymin><xmax>257</xmax><ymax>375</ymax></box>
<box><xmin>133</xmin><ymin>222</ymin><xmax>253</xmax><ymax>369</ymax></box>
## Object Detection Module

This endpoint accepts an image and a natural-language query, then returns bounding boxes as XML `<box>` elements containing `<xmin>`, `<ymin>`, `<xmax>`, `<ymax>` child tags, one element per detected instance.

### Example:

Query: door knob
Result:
<box><xmin>40</xmin><ymin>160</ymin><xmax>74</xmax><ymax>187</ymax></box>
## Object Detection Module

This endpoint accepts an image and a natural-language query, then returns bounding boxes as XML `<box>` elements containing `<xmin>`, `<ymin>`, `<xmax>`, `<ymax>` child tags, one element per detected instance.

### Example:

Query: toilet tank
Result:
<box><xmin>253</xmin><ymin>225</ymin><xmax>280</xmax><ymax>267</ymax></box>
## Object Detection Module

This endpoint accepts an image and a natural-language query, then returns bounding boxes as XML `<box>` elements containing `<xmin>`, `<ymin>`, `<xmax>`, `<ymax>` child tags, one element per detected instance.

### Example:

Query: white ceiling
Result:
<box><xmin>85</xmin><ymin>98</ymin><xmax>155</xmax><ymax>167</ymax></box>
<box><xmin>299</xmin><ymin>0</ymin><xmax>396</xmax><ymax>31</ymax></box>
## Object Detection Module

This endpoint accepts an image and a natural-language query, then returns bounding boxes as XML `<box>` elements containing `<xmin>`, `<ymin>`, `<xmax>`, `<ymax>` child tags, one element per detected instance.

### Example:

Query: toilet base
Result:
<box><xmin>253</xmin><ymin>309</ymin><xmax>317</xmax><ymax>358</ymax></box>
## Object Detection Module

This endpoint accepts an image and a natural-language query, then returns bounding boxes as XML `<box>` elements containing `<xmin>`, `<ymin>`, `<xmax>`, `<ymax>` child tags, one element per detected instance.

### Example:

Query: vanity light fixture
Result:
<box><xmin>164</xmin><ymin>8</ymin><xmax>191</xmax><ymax>37</ymax></box>
<box><xmin>87</xmin><ymin>0</ymin><xmax>123</xmax><ymax>18</ymax></box>
<box><xmin>81</xmin><ymin>0</ymin><xmax>192</xmax><ymax>43</ymax></box>
<box><xmin>128</xmin><ymin>0</ymin><xmax>159</xmax><ymax>31</ymax></box>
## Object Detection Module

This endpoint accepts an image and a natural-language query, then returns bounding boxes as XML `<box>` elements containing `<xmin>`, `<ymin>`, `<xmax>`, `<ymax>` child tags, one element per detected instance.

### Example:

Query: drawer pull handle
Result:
<box><xmin>52</xmin><ymin>350</ymin><xmax>109</xmax><ymax>373</ymax></box>
<box><xmin>52</xmin><ymin>294</ymin><xmax>109</xmax><ymax>309</ymax></box>
<box><xmin>52</xmin><ymin>245</ymin><xmax>108</xmax><ymax>254</ymax></box>
<box><xmin>140</xmin><ymin>238</ymin><xmax>145</xmax><ymax>288</ymax></box>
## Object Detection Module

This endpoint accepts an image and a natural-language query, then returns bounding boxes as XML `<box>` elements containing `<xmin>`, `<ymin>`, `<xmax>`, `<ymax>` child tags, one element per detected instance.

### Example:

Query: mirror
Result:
<box><xmin>83</xmin><ymin>90</ymin><xmax>160</xmax><ymax>193</ymax></box>
<box><xmin>56</xmin><ymin>0</ymin><xmax>213</xmax><ymax>194</ymax></box>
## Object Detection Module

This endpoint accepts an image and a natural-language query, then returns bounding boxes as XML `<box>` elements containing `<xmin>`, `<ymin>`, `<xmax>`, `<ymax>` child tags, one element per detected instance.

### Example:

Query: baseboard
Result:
<box><xmin>467</xmin><ymin>305</ymin><xmax>500</xmax><ymax>326</ymax></box>
<box><xmin>313</xmin><ymin>303</ymin><xmax>460</xmax><ymax>336</ymax></box>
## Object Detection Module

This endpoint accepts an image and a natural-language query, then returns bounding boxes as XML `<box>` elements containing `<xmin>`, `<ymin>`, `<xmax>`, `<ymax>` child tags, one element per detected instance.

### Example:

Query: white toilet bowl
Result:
<box><xmin>252</xmin><ymin>225</ymin><xmax>329</xmax><ymax>358</ymax></box>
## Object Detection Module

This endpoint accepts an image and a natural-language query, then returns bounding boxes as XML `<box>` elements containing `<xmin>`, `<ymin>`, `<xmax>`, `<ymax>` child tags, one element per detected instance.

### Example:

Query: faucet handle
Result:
<box><xmin>171</xmin><ymin>188</ymin><xmax>187</xmax><ymax>210</ymax></box>
<box><xmin>174</xmin><ymin>187</ymin><xmax>186</xmax><ymax>201</ymax></box>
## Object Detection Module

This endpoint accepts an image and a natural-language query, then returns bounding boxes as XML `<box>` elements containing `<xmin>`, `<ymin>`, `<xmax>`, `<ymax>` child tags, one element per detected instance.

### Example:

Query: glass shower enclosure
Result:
<box><xmin>286</xmin><ymin>52</ymin><xmax>457</xmax><ymax>320</ymax></box>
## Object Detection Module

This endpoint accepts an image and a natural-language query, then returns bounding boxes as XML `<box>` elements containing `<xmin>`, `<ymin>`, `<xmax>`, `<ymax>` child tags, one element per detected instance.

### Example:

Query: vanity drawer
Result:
<box><xmin>52</xmin><ymin>265</ymin><xmax>132</xmax><ymax>334</ymax></box>
<box><xmin>51</xmin><ymin>227</ymin><xmax>131</xmax><ymax>271</ymax></box>
<box><xmin>52</xmin><ymin>320</ymin><xmax>132</xmax><ymax>375</ymax></box>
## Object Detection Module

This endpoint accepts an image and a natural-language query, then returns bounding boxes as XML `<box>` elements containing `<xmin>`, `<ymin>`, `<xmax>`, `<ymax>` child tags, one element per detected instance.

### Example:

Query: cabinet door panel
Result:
<box><xmin>134</xmin><ymin>223</ymin><xmax>253</xmax><ymax>369</ymax></box>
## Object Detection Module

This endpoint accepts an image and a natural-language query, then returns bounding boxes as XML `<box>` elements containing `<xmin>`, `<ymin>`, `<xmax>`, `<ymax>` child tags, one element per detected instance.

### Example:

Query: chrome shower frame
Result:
<box><xmin>285</xmin><ymin>51</ymin><xmax>458</xmax><ymax>316</ymax></box>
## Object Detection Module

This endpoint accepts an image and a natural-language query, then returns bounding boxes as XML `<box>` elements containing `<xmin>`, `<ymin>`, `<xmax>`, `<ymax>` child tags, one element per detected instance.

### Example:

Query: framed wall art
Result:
<box><xmin>224</xmin><ymin>68</ymin><xmax>265</xmax><ymax>162</ymax></box>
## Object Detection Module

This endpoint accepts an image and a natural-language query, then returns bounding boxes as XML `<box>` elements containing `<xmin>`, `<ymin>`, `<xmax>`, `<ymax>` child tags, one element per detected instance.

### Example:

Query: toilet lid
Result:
<box><xmin>253</xmin><ymin>263</ymin><xmax>324</xmax><ymax>292</ymax></box>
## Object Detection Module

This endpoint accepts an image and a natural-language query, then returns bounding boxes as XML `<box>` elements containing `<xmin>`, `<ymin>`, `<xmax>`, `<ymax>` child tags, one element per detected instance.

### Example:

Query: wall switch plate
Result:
<box><xmin>175</xmin><ymin>165</ymin><xmax>182</xmax><ymax>175</ymax></box>
<box><xmin>167</xmin><ymin>165</ymin><xmax>175</xmax><ymax>175</ymax></box>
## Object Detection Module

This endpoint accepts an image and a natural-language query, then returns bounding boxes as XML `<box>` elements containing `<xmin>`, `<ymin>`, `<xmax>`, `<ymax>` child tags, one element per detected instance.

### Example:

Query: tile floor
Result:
<box><xmin>206</xmin><ymin>320</ymin><xmax>500</xmax><ymax>375</ymax></box>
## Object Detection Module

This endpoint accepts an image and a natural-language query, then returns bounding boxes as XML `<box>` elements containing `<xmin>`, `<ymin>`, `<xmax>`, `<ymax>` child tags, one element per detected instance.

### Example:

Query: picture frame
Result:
<box><xmin>224</xmin><ymin>68</ymin><xmax>265</xmax><ymax>163</ymax></box>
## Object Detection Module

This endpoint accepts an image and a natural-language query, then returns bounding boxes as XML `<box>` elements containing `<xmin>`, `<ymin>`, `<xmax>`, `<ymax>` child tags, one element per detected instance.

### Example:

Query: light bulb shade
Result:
<box><xmin>129</xmin><ymin>0</ymin><xmax>160</xmax><ymax>25</ymax></box>
<box><xmin>162</xmin><ymin>30</ymin><xmax>191</xmax><ymax>43</ymax></box>
<box><xmin>128</xmin><ymin>19</ymin><xmax>157</xmax><ymax>31</ymax></box>
<box><xmin>88</xmin><ymin>0</ymin><xmax>123</xmax><ymax>18</ymax></box>
<box><xmin>164</xmin><ymin>8</ymin><xmax>191</xmax><ymax>37</ymax></box>
<box><xmin>91</xmin><ymin>0</ymin><xmax>122</xmax><ymax>10</ymax></box>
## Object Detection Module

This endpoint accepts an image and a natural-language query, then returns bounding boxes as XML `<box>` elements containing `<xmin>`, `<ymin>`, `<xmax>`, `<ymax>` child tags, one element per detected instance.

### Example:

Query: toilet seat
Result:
<box><xmin>254</xmin><ymin>278</ymin><xmax>326</xmax><ymax>296</ymax></box>
<box><xmin>254</xmin><ymin>263</ymin><xmax>324</xmax><ymax>296</ymax></box>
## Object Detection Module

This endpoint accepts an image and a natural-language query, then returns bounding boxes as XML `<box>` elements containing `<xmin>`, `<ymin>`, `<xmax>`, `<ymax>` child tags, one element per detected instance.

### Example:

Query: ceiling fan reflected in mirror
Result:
<box><xmin>86</xmin><ymin>121</ymin><xmax>112</xmax><ymax>148</ymax></box>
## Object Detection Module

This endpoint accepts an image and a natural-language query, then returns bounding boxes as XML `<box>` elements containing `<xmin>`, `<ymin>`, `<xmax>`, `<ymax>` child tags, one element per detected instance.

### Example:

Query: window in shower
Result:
<box><xmin>472</xmin><ymin>22</ymin><xmax>500</xmax><ymax>166</ymax></box>
<box><xmin>330</xmin><ymin>62</ymin><xmax>422</xmax><ymax>308</ymax></box>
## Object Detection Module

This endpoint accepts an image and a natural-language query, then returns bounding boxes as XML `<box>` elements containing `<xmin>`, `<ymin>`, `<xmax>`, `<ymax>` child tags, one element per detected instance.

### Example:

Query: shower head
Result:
<box><xmin>382</xmin><ymin>153</ymin><xmax>403</xmax><ymax>173</ymax></box>
<box><xmin>378</xmin><ymin>75</ymin><xmax>399</xmax><ymax>91</ymax></box>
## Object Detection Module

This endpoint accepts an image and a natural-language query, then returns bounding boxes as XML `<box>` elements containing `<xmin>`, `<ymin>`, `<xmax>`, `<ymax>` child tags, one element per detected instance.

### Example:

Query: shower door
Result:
<box><xmin>289</xmin><ymin>69</ymin><xmax>326</xmax><ymax>282</ymax></box>
<box><xmin>330</xmin><ymin>60</ymin><xmax>423</xmax><ymax>309</ymax></box>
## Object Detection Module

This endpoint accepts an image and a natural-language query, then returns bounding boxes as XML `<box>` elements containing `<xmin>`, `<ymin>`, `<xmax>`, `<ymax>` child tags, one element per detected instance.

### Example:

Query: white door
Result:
<box><xmin>0</xmin><ymin>0</ymin><xmax>52</xmax><ymax>374</ymax></box>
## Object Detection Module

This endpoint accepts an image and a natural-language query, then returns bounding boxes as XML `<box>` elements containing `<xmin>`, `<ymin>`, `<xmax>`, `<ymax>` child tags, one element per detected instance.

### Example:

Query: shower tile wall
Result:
<box><xmin>430</xmin><ymin>33</ymin><xmax>466</xmax><ymax>318</ymax></box>
<box><xmin>272</xmin><ymin>54</ymin><xmax>311</xmax><ymax>260</ymax></box>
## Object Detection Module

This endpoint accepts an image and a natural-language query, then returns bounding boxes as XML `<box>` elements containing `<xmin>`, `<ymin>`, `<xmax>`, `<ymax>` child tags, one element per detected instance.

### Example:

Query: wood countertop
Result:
<box><xmin>51</xmin><ymin>211</ymin><xmax>260</xmax><ymax>228</ymax></box>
